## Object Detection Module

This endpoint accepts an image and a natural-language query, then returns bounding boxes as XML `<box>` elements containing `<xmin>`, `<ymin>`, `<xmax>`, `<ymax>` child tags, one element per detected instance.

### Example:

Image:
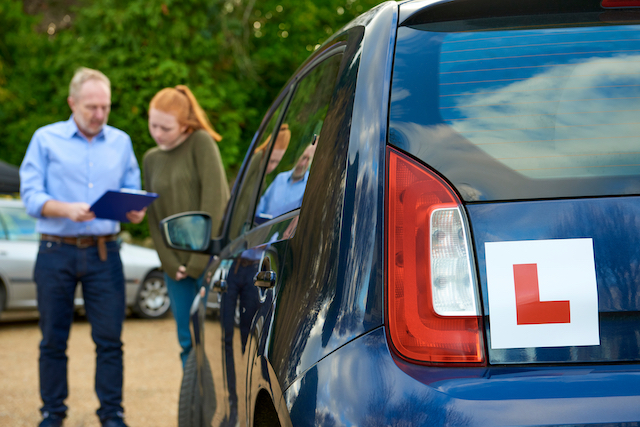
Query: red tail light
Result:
<box><xmin>601</xmin><ymin>0</ymin><xmax>640</xmax><ymax>8</ymax></box>
<box><xmin>386</xmin><ymin>147</ymin><xmax>485</xmax><ymax>365</ymax></box>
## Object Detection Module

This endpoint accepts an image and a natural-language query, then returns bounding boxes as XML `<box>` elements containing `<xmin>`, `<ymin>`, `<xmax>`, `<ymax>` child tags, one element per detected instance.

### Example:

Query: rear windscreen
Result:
<box><xmin>389</xmin><ymin>15</ymin><xmax>640</xmax><ymax>201</ymax></box>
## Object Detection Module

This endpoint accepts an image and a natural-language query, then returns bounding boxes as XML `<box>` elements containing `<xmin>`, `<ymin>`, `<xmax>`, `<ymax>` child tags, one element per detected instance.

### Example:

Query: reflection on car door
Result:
<box><xmin>217</xmin><ymin>221</ymin><xmax>292</xmax><ymax>427</ymax></box>
<box><xmin>200</xmin><ymin>94</ymin><xmax>293</xmax><ymax>427</ymax></box>
<box><xmin>200</xmin><ymin>47</ymin><xmax>346</xmax><ymax>427</ymax></box>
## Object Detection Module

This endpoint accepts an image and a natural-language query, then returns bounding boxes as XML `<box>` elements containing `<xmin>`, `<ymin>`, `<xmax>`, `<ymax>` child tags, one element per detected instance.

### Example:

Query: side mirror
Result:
<box><xmin>159</xmin><ymin>211</ymin><xmax>224</xmax><ymax>255</ymax></box>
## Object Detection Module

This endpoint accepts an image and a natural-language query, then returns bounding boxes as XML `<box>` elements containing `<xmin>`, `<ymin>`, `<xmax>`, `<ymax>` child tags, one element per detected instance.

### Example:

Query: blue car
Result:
<box><xmin>161</xmin><ymin>0</ymin><xmax>640</xmax><ymax>425</ymax></box>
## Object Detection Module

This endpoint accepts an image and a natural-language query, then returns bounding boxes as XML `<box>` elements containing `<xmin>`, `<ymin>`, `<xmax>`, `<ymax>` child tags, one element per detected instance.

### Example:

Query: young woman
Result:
<box><xmin>143</xmin><ymin>85</ymin><xmax>229</xmax><ymax>368</ymax></box>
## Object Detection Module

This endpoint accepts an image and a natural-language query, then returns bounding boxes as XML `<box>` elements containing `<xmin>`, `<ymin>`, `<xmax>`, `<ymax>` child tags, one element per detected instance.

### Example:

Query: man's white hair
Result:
<box><xmin>69</xmin><ymin>67</ymin><xmax>111</xmax><ymax>99</ymax></box>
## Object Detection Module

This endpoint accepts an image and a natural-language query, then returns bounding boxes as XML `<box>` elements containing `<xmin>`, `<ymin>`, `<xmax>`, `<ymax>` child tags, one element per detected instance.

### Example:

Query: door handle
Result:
<box><xmin>211</xmin><ymin>266</ymin><xmax>228</xmax><ymax>293</ymax></box>
<box><xmin>254</xmin><ymin>271</ymin><xmax>276</xmax><ymax>288</ymax></box>
<box><xmin>212</xmin><ymin>278</ymin><xmax>228</xmax><ymax>293</ymax></box>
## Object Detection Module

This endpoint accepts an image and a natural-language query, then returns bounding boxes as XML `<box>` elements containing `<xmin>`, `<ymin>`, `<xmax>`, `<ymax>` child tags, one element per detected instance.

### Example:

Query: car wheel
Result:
<box><xmin>179</xmin><ymin>350</ymin><xmax>216</xmax><ymax>427</ymax></box>
<box><xmin>133</xmin><ymin>270</ymin><xmax>170</xmax><ymax>319</ymax></box>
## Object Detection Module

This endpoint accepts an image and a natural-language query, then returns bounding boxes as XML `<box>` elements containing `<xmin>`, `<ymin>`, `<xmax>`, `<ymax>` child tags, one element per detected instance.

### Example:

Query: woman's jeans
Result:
<box><xmin>164</xmin><ymin>272</ymin><xmax>204</xmax><ymax>368</ymax></box>
<box><xmin>34</xmin><ymin>240</ymin><xmax>125</xmax><ymax>421</ymax></box>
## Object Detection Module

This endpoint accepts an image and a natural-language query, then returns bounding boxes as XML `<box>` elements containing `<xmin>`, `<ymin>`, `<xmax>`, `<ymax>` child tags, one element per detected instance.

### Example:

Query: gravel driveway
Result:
<box><xmin>0</xmin><ymin>314</ymin><xmax>183</xmax><ymax>427</ymax></box>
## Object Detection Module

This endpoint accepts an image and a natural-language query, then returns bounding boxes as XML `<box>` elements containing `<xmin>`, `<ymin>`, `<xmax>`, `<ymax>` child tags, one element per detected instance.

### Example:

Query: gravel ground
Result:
<box><xmin>0</xmin><ymin>313</ymin><xmax>183</xmax><ymax>427</ymax></box>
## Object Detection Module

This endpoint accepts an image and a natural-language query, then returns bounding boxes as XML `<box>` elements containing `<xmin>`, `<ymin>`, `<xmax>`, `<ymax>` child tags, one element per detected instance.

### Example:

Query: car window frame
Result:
<box><xmin>219</xmin><ymin>86</ymin><xmax>294</xmax><ymax>246</ymax></box>
<box><xmin>219</xmin><ymin>42</ymin><xmax>348</xmax><ymax>250</ymax></box>
<box><xmin>0</xmin><ymin>206</ymin><xmax>38</xmax><ymax>241</ymax></box>
<box><xmin>251</xmin><ymin>46</ymin><xmax>347</xmax><ymax>229</ymax></box>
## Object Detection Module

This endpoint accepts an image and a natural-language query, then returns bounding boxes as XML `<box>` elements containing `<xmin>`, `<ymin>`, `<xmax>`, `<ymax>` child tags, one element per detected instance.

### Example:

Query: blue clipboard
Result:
<box><xmin>90</xmin><ymin>189</ymin><xmax>159</xmax><ymax>223</ymax></box>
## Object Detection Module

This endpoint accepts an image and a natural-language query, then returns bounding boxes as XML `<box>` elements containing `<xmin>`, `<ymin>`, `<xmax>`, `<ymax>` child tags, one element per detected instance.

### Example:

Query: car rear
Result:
<box><xmin>385</xmin><ymin>0</ymin><xmax>640</xmax><ymax>424</ymax></box>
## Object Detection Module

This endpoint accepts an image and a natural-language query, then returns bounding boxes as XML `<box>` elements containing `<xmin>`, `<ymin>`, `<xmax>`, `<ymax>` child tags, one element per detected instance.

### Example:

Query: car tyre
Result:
<box><xmin>0</xmin><ymin>282</ymin><xmax>5</xmax><ymax>317</ymax></box>
<box><xmin>132</xmin><ymin>270</ymin><xmax>170</xmax><ymax>319</ymax></box>
<box><xmin>179</xmin><ymin>350</ymin><xmax>216</xmax><ymax>427</ymax></box>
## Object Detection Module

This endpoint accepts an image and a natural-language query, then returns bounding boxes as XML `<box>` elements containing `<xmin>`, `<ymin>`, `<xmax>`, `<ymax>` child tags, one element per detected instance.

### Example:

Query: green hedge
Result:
<box><xmin>0</xmin><ymin>0</ymin><xmax>385</xmax><ymax>238</ymax></box>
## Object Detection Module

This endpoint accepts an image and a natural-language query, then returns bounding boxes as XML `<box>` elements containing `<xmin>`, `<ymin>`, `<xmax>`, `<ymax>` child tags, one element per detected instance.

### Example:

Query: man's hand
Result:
<box><xmin>67</xmin><ymin>202</ymin><xmax>96</xmax><ymax>222</ymax></box>
<box><xmin>175</xmin><ymin>265</ymin><xmax>187</xmax><ymax>281</ymax></box>
<box><xmin>42</xmin><ymin>200</ymin><xmax>96</xmax><ymax>222</ymax></box>
<box><xmin>67</xmin><ymin>203</ymin><xmax>96</xmax><ymax>222</ymax></box>
<box><xmin>126</xmin><ymin>208</ymin><xmax>147</xmax><ymax>224</ymax></box>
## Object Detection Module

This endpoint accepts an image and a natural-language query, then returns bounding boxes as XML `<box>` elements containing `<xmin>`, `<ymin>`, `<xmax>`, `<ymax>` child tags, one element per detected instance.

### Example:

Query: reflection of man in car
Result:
<box><xmin>220</xmin><ymin>251</ymin><xmax>260</xmax><ymax>427</ymax></box>
<box><xmin>256</xmin><ymin>143</ymin><xmax>317</xmax><ymax>220</ymax></box>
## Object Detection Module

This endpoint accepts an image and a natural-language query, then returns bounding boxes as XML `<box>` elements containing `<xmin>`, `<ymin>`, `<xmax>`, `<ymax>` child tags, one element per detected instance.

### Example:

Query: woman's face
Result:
<box><xmin>148</xmin><ymin>108</ymin><xmax>189</xmax><ymax>151</ymax></box>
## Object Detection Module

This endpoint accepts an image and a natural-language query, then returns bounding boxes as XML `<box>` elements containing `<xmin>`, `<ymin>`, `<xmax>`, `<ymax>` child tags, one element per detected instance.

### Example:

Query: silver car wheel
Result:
<box><xmin>134</xmin><ymin>271</ymin><xmax>170</xmax><ymax>319</ymax></box>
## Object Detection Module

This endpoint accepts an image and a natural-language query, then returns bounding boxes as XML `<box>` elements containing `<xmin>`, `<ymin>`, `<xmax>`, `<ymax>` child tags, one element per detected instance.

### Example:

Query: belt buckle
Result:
<box><xmin>76</xmin><ymin>237</ymin><xmax>94</xmax><ymax>249</ymax></box>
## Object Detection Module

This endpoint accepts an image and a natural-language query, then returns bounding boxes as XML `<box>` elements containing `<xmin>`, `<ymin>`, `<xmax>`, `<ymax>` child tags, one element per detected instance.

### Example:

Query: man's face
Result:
<box><xmin>68</xmin><ymin>79</ymin><xmax>111</xmax><ymax>138</ymax></box>
<box><xmin>292</xmin><ymin>144</ymin><xmax>316</xmax><ymax>181</ymax></box>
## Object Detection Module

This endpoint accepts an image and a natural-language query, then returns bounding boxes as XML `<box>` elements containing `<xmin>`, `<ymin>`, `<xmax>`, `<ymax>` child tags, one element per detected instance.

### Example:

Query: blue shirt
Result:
<box><xmin>20</xmin><ymin>116</ymin><xmax>141</xmax><ymax>236</ymax></box>
<box><xmin>256</xmin><ymin>170</ymin><xmax>309</xmax><ymax>220</ymax></box>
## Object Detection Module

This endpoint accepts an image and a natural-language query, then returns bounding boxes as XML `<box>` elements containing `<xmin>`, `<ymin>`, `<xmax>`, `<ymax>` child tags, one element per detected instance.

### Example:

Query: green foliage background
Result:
<box><xmin>0</xmin><ymin>0</ymin><xmax>385</xmax><ymax>239</ymax></box>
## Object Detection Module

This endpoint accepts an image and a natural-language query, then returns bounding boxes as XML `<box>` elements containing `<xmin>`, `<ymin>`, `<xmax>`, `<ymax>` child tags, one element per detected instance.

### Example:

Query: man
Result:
<box><xmin>255</xmin><ymin>142</ymin><xmax>317</xmax><ymax>220</ymax></box>
<box><xmin>20</xmin><ymin>67</ymin><xmax>145</xmax><ymax>427</ymax></box>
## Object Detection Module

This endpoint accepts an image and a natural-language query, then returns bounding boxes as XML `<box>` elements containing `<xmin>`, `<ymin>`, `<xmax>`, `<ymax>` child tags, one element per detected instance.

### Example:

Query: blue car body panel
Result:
<box><xmin>285</xmin><ymin>328</ymin><xmax>640</xmax><ymax>426</ymax></box>
<box><xmin>467</xmin><ymin>198</ymin><xmax>640</xmax><ymax>364</ymax></box>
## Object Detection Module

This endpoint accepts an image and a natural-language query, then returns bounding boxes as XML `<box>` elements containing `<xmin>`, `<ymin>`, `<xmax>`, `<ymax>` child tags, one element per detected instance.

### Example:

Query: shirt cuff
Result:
<box><xmin>27</xmin><ymin>194</ymin><xmax>53</xmax><ymax>219</ymax></box>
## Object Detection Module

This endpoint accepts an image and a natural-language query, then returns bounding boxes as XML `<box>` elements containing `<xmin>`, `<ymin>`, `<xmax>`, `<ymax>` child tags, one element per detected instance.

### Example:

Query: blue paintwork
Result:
<box><xmin>468</xmin><ymin>197</ymin><xmax>640</xmax><ymax>364</ymax></box>
<box><xmin>285</xmin><ymin>328</ymin><xmax>640</xmax><ymax>426</ymax></box>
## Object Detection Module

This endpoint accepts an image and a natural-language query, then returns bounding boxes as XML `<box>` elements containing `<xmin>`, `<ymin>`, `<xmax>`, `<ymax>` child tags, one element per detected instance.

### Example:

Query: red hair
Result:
<box><xmin>149</xmin><ymin>85</ymin><xmax>222</xmax><ymax>142</ymax></box>
<box><xmin>254</xmin><ymin>123</ymin><xmax>291</xmax><ymax>154</ymax></box>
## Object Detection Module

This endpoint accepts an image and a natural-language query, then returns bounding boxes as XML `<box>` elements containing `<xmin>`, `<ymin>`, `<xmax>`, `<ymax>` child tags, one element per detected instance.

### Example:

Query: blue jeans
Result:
<box><xmin>221</xmin><ymin>259</ymin><xmax>259</xmax><ymax>409</ymax></box>
<box><xmin>164</xmin><ymin>272</ymin><xmax>204</xmax><ymax>368</ymax></box>
<box><xmin>34</xmin><ymin>240</ymin><xmax>125</xmax><ymax>421</ymax></box>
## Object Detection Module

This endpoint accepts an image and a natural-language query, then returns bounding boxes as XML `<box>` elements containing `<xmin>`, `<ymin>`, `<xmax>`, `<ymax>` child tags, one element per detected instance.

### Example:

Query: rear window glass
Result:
<box><xmin>390</xmin><ymin>16</ymin><xmax>640</xmax><ymax>201</ymax></box>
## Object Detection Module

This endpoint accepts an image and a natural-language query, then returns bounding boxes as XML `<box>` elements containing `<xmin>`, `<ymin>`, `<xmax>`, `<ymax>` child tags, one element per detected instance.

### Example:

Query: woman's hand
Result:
<box><xmin>126</xmin><ymin>207</ymin><xmax>147</xmax><ymax>224</ymax></box>
<box><xmin>175</xmin><ymin>265</ymin><xmax>187</xmax><ymax>281</ymax></box>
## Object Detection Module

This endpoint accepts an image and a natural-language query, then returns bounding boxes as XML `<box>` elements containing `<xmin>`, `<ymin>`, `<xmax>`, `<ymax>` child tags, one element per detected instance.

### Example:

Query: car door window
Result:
<box><xmin>253</xmin><ymin>52</ymin><xmax>343</xmax><ymax>227</ymax></box>
<box><xmin>0</xmin><ymin>207</ymin><xmax>38</xmax><ymax>241</ymax></box>
<box><xmin>226</xmin><ymin>104</ymin><xmax>287</xmax><ymax>241</ymax></box>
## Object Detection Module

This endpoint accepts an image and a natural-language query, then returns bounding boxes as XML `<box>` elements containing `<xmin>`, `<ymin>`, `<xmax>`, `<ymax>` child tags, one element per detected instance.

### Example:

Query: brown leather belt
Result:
<box><xmin>40</xmin><ymin>233</ymin><xmax>118</xmax><ymax>261</ymax></box>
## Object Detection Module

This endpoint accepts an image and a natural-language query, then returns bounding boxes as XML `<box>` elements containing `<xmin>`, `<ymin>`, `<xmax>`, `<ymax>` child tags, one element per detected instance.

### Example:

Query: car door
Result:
<box><xmin>0</xmin><ymin>205</ymin><xmax>39</xmax><ymax>311</ymax></box>
<box><xmin>202</xmin><ymin>46</ymin><xmax>347</xmax><ymax>427</ymax></box>
<box><xmin>199</xmin><ymin>82</ymin><xmax>292</xmax><ymax>427</ymax></box>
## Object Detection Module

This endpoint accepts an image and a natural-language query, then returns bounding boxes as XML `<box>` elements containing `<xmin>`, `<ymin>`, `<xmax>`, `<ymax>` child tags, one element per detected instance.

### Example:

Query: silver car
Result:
<box><xmin>0</xmin><ymin>198</ymin><xmax>170</xmax><ymax>319</ymax></box>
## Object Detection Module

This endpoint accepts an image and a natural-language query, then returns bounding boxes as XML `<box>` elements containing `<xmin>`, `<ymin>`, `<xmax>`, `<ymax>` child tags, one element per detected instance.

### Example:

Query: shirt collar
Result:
<box><xmin>65</xmin><ymin>115</ymin><xmax>107</xmax><ymax>142</ymax></box>
<box><xmin>286</xmin><ymin>169</ymin><xmax>309</xmax><ymax>184</ymax></box>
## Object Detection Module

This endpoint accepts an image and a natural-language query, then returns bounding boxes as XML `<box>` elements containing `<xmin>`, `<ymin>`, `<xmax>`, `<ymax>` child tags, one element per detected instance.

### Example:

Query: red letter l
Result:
<box><xmin>513</xmin><ymin>263</ymin><xmax>571</xmax><ymax>325</ymax></box>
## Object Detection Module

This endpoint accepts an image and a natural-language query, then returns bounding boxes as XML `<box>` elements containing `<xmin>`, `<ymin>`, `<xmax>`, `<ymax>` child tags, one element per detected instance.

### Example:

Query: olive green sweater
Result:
<box><xmin>143</xmin><ymin>130</ymin><xmax>229</xmax><ymax>280</ymax></box>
